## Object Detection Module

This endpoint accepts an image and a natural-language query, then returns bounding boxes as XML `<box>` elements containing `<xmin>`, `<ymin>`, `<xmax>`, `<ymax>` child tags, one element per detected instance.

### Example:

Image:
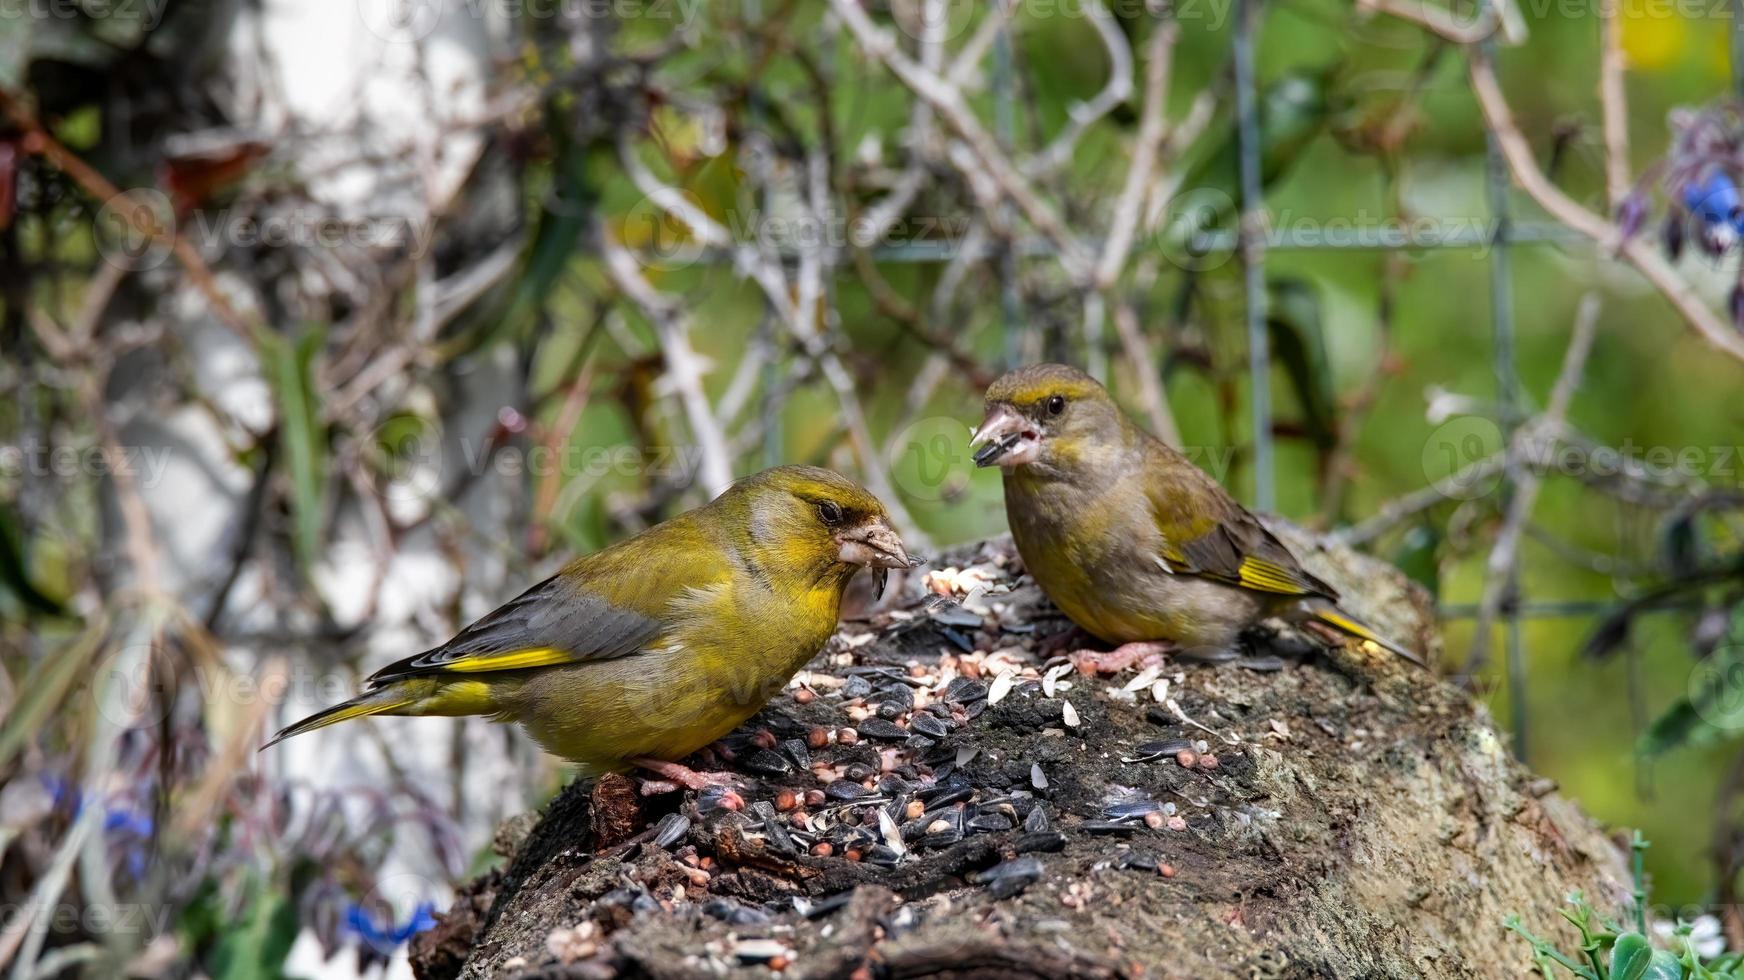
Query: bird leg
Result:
<box><xmin>630</xmin><ymin>757</ymin><xmax>743</xmax><ymax>803</ymax></box>
<box><xmin>1038</xmin><ymin>625</ymin><xmax>1096</xmax><ymax>659</ymax></box>
<box><xmin>1069</xmin><ymin>641</ymin><xmax>1173</xmax><ymax>676</ymax></box>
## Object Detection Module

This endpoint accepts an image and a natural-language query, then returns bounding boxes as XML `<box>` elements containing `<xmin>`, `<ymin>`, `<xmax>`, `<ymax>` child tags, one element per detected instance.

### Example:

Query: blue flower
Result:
<box><xmin>1683</xmin><ymin>172</ymin><xmax>1740</xmax><ymax>227</ymax></box>
<box><xmin>344</xmin><ymin>900</ymin><xmax>438</xmax><ymax>950</ymax></box>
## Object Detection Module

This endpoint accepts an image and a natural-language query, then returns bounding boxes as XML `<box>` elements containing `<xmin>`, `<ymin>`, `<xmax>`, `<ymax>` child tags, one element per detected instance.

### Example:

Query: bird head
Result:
<box><xmin>728</xmin><ymin>465</ymin><xmax>922</xmax><ymax>596</ymax></box>
<box><xmin>972</xmin><ymin>363</ymin><xmax>1127</xmax><ymax>473</ymax></box>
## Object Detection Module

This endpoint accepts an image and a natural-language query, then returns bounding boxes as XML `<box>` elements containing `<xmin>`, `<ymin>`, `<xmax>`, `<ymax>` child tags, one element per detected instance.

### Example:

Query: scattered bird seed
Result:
<box><xmin>741</xmin><ymin>749</ymin><xmax>793</xmax><ymax>778</ymax></box>
<box><xmin>944</xmin><ymin>678</ymin><xmax>989</xmax><ymax>703</ymax></box>
<box><xmin>1025</xmin><ymin>806</ymin><xmax>1052</xmax><ymax>832</ymax></box>
<box><xmin>780</xmin><ymin>738</ymin><xmax>811</xmax><ymax>771</ymax></box>
<box><xmin>909</xmin><ymin>712</ymin><xmax>949</xmax><ymax>739</ymax></box>
<box><xmin>857</xmin><ymin>718</ymin><xmax>909</xmax><ymax>741</ymax></box>
<box><xmin>1061</xmin><ymin>700</ymin><xmax>1080</xmax><ymax>728</ymax></box>
<box><xmin>956</xmin><ymin>745</ymin><xmax>980</xmax><ymax>766</ymax></box>
<box><xmin>1031</xmin><ymin>763</ymin><xmax>1048</xmax><ymax>790</ymax></box>
<box><xmin>653</xmin><ymin>812</ymin><xmax>690</xmax><ymax>849</ymax></box>
<box><xmin>978</xmin><ymin>856</ymin><xmax>1044</xmax><ymax>898</ymax></box>
<box><xmin>988</xmin><ymin>670</ymin><xmax>1016</xmax><ymax>705</ymax></box>
<box><xmin>1080</xmin><ymin>820</ymin><xmax>1138</xmax><ymax>835</ymax></box>
<box><xmin>825</xmin><ymin>779</ymin><xmax>869</xmax><ymax>802</ymax></box>
<box><xmin>1014</xmin><ymin>830</ymin><xmax>1067</xmax><ymax>853</ymax></box>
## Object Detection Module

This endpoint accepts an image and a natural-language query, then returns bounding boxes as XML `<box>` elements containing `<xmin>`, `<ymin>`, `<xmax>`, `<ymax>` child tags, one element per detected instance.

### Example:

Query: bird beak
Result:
<box><xmin>836</xmin><ymin>517</ymin><xmax>924</xmax><ymax>599</ymax></box>
<box><xmin>970</xmin><ymin>405</ymin><xmax>1041</xmax><ymax>468</ymax></box>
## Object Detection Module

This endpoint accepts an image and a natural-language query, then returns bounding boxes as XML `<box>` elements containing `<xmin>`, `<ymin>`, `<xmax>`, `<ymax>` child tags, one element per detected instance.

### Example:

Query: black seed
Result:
<box><xmin>781</xmin><ymin>738</ymin><xmax>812</xmax><ymax>771</ymax></box>
<box><xmin>1105</xmin><ymin>799</ymin><xmax>1161</xmax><ymax>820</ymax></box>
<box><xmin>904</xmin><ymin>734</ymin><xmax>936</xmax><ymax>750</ymax></box>
<box><xmin>919</xmin><ymin>784</ymin><xmax>973</xmax><ymax>808</ymax></box>
<box><xmin>876</xmin><ymin>775</ymin><xmax>912</xmax><ymax>795</ymax></box>
<box><xmin>702</xmin><ymin>898</ymin><xmax>772</xmax><ymax>926</ymax></box>
<box><xmin>963</xmin><ymin>700</ymin><xmax>988</xmax><ymax>720</ymax></box>
<box><xmin>969</xmin><ymin>813</ymin><xmax>1013</xmax><ymax>833</ymax></box>
<box><xmin>930</xmin><ymin>605</ymin><xmax>985</xmax><ymax>629</ymax></box>
<box><xmin>752</xmin><ymin>802</ymin><xmax>796</xmax><ymax>853</ymax></box>
<box><xmin>908</xmin><ymin>712</ymin><xmax>949</xmax><ymax>739</ymax></box>
<box><xmin>944</xmin><ymin>678</ymin><xmax>989</xmax><ymax>703</ymax></box>
<box><xmin>653</xmin><ymin>812</ymin><xmax>690</xmax><ymax>849</ymax></box>
<box><xmin>867</xmin><ymin>844</ymin><xmax>902</xmax><ymax>866</ymax></box>
<box><xmin>978</xmin><ymin>857</ymin><xmax>1044</xmax><ymax>898</ymax></box>
<box><xmin>1013</xmin><ymin>830</ymin><xmax>1067</xmax><ymax>854</ymax></box>
<box><xmin>857</xmin><ymin>718</ymin><xmax>909</xmax><ymax>741</ymax></box>
<box><xmin>826</xmin><ymin>779</ymin><xmax>869</xmax><ymax>802</ymax></box>
<box><xmin>884</xmin><ymin>793</ymin><xmax>911</xmax><ymax>823</ymax></box>
<box><xmin>921</xmin><ymin>827</ymin><xmax>963</xmax><ymax>848</ymax></box>
<box><xmin>741</xmin><ymin>750</ymin><xmax>793</xmax><ymax>777</ymax></box>
<box><xmin>843</xmin><ymin>675</ymin><xmax>873</xmax><ymax>699</ymax></box>
<box><xmin>844</xmin><ymin>763</ymin><xmax>876</xmax><ymax>783</ymax></box>
<box><xmin>1080</xmin><ymin>820</ymin><xmax>1138</xmax><ymax>835</ymax></box>
<box><xmin>940</xmin><ymin>626</ymin><xmax>975</xmax><ymax>652</ymax></box>
<box><xmin>878</xmin><ymin>701</ymin><xmax>906</xmax><ymax>720</ymax></box>
<box><xmin>1025</xmin><ymin>806</ymin><xmax>1052</xmax><ymax>832</ymax></box>
<box><xmin>1133</xmin><ymin>738</ymin><xmax>1195</xmax><ymax>761</ymax></box>
<box><xmin>1119</xmin><ymin>851</ymin><xmax>1161</xmax><ymax>872</ymax></box>
<box><xmin>877</xmin><ymin>685</ymin><xmax>915</xmax><ymax>710</ymax></box>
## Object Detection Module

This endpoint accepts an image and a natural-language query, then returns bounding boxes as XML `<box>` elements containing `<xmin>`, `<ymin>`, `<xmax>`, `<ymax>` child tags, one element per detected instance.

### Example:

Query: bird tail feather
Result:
<box><xmin>262</xmin><ymin>686</ymin><xmax>415</xmax><ymax>749</ymax></box>
<box><xmin>1310</xmin><ymin>606</ymin><xmax>1426</xmax><ymax>667</ymax></box>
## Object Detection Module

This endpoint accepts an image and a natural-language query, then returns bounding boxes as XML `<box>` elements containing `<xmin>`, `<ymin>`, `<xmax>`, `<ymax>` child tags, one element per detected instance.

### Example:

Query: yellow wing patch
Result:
<box><xmin>434</xmin><ymin>647</ymin><xmax>575</xmax><ymax>672</ymax></box>
<box><xmin>1236</xmin><ymin>556</ymin><xmax>1312</xmax><ymax>595</ymax></box>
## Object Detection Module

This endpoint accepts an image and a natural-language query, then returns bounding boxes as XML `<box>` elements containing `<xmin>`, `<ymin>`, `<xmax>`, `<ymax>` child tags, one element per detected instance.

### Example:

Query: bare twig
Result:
<box><xmin>1467</xmin><ymin>53</ymin><xmax>1744</xmax><ymax>363</ymax></box>
<box><xmin>1597</xmin><ymin>0</ymin><xmax>1631</xmax><ymax>210</ymax></box>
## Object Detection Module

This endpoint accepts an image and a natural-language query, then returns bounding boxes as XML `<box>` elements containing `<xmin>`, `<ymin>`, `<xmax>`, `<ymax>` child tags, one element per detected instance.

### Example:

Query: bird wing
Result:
<box><xmin>1146</xmin><ymin>473</ymin><xmax>1337</xmax><ymax>601</ymax></box>
<box><xmin>365</xmin><ymin>518</ymin><xmax>722</xmax><ymax>685</ymax></box>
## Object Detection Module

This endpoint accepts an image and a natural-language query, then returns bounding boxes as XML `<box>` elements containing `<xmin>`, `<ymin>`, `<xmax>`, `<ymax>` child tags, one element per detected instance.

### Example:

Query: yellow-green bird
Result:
<box><xmin>971</xmin><ymin>363</ymin><xmax>1422</xmax><ymax>668</ymax></box>
<box><xmin>264</xmin><ymin>466</ymin><xmax>919</xmax><ymax>788</ymax></box>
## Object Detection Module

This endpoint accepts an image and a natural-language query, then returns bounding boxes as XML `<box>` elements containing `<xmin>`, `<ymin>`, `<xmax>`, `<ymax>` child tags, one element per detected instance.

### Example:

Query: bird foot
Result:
<box><xmin>1070</xmin><ymin>641</ymin><xmax>1173</xmax><ymax>676</ymax></box>
<box><xmin>631</xmin><ymin>757</ymin><xmax>743</xmax><ymax>797</ymax></box>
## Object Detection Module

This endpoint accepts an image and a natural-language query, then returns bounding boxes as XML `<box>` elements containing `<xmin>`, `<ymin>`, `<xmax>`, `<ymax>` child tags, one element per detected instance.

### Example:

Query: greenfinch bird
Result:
<box><xmin>971</xmin><ymin>363</ymin><xmax>1422</xmax><ymax>667</ymax></box>
<box><xmin>265</xmin><ymin>466</ymin><xmax>920</xmax><ymax>788</ymax></box>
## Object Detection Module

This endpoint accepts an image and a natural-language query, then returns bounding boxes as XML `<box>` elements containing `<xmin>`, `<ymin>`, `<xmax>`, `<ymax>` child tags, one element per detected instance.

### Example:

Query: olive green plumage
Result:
<box><xmin>973</xmin><ymin>363</ymin><xmax>1421</xmax><ymax>664</ymax></box>
<box><xmin>264</xmin><ymin>466</ymin><xmax>918</xmax><ymax>773</ymax></box>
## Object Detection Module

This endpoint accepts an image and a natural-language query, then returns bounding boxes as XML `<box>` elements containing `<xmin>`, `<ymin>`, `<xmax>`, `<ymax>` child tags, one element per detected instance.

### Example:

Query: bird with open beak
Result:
<box><xmin>972</xmin><ymin>363</ymin><xmax>1422</xmax><ymax>670</ymax></box>
<box><xmin>265</xmin><ymin>465</ymin><xmax>923</xmax><ymax>794</ymax></box>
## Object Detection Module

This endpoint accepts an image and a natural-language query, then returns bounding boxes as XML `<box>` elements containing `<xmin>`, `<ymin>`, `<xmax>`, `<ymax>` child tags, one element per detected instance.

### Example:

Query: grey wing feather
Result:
<box><xmin>365</xmin><ymin>574</ymin><xmax>663</xmax><ymax>685</ymax></box>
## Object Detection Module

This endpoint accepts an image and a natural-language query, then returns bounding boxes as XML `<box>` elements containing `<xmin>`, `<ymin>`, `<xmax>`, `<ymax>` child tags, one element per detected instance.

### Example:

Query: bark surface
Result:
<box><xmin>411</xmin><ymin>529</ymin><xmax>1631</xmax><ymax>980</ymax></box>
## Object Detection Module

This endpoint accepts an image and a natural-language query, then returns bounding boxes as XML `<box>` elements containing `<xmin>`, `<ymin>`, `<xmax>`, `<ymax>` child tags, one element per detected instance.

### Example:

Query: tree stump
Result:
<box><xmin>411</xmin><ymin>531</ymin><xmax>1631</xmax><ymax>979</ymax></box>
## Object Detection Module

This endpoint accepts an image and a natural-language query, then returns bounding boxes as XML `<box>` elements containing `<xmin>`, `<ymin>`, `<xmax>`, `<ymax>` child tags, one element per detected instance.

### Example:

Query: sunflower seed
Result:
<box><xmin>1025</xmin><ymin>806</ymin><xmax>1052</xmax><ymax>832</ymax></box>
<box><xmin>1061</xmin><ymin>700</ymin><xmax>1080</xmax><ymax>727</ymax></box>
<box><xmin>944</xmin><ymin>678</ymin><xmax>989</xmax><ymax>704</ymax></box>
<box><xmin>1013</xmin><ymin>830</ymin><xmax>1066</xmax><ymax>853</ymax></box>
<box><xmin>781</xmin><ymin>738</ymin><xmax>812</xmax><ymax>771</ymax></box>
<box><xmin>988</xmin><ymin>670</ymin><xmax>1016</xmax><ymax>705</ymax></box>
<box><xmin>1080</xmin><ymin>820</ymin><xmax>1138</xmax><ymax>835</ymax></box>
<box><xmin>857</xmin><ymin>718</ymin><xmax>909</xmax><ymax>741</ymax></box>
<box><xmin>977</xmin><ymin>856</ymin><xmax>1044</xmax><ymax>898</ymax></box>
<box><xmin>1123</xmin><ymin>664</ymin><xmax>1163</xmax><ymax>693</ymax></box>
<box><xmin>826</xmin><ymin>779</ymin><xmax>869</xmax><ymax>802</ymax></box>
<box><xmin>1031</xmin><ymin>763</ymin><xmax>1048</xmax><ymax>790</ymax></box>
<box><xmin>741</xmin><ymin>749</ymin><xmax>793</xmax><ymax>778</ymax></box>
<box><xmin>653</xmin><ymin>812</ymin><xmax>690</xmax><ymax>849</ymax></box>
<box><xmin>909</xmin><ymin>712</ymin><xmax>949</xmax><ymax>739</ymax></box>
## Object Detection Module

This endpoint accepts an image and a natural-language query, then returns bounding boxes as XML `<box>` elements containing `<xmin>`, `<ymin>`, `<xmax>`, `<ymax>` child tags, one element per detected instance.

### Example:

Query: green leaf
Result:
<box><xmin>1640</xmin><ymin>949</ymin><xmax>1683</xmax><ymax>980</ymax></box>
<box><xmin>211</xmin><ymin>888</ymin><xmax>299</xmax><ymax>980</ymax></box>
<box><xmin>0</xmin><ymin>623</ymin><xmax>106</xmax><ymax>771</ymax></box>
<box><xmin>266</xmin><ymin>325</ymin><xmax>328</xmax><ymax>578</ymax></box>
<box><xmin>1639</xmin><ymin>640</ymin><xmax>1744</xmax><ymax>757</ymax></box>
<box><xmin>1611</xmin><ymin>933</ymin><xmax>1654</xmax><ymax>980</ymax></box>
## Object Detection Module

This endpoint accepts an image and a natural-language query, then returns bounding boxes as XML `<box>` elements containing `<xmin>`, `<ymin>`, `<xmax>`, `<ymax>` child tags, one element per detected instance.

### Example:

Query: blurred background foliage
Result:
<box><xmin>4</xmin><ymin>0</ymin><xmax>1744</xmax><ymax>974</ymax></box>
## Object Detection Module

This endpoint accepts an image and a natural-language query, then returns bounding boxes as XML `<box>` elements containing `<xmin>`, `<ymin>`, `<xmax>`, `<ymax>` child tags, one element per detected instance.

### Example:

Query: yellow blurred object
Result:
<box><xmin>264</xmin><ymin>466</ymin><xmax>917</xmax><ymax>785</ymax></box>
<box><xmin>972</xmin><ymin>364</ymin><xmax>1422</xmax><ymax>666</ymax></box>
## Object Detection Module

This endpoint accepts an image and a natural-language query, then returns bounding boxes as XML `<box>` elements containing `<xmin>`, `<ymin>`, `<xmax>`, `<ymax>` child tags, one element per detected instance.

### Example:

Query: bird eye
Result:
<box><xmin>1045</xmin><ymin>395</ymin><xmax>1067</xmax><ymax>417</ymax></box>
<box><xmin>817</xmin><ymin>500</ymin><xmax>844</xmax><ymax>526</ymax></box>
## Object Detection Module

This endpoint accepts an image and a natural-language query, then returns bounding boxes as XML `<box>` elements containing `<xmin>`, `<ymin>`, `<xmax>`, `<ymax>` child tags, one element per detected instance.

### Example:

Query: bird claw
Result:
<box><xmin>1069</xmin><ymin>641</ymin><xmax>1173</xmax><ymax>676</ymax></box>
<box><xmin>630</xmin><ymin>757</ymin><xmax>742</xmax><ymax>794</ymax></box>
